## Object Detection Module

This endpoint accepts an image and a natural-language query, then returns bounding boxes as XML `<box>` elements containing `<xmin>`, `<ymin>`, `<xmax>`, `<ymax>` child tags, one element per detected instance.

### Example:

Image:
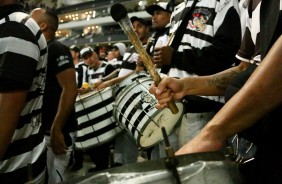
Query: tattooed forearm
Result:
<box><xmin>209</xmin><ymin>71</ymin><xmax>240</xmax><ymax>90</ymax></box>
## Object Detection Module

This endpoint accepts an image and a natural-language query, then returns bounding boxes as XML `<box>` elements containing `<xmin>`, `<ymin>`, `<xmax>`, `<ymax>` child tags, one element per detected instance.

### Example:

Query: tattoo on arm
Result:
<box><xmin>209</xmin><ymin>71</ymin><xmax>240</xmax><ymax>91</ymax></box>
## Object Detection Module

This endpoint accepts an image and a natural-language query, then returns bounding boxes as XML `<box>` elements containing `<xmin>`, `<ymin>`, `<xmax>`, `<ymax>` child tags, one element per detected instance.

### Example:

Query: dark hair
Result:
<box><xmin>45</xmin><ymin>9</ymin><xmax>58</xmax><ymax>31</ymax></box>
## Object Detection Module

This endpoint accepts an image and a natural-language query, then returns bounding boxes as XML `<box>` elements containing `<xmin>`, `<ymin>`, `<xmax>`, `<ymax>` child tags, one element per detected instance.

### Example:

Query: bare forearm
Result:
<box><xmin>204</xmin><ymin>35</ymin><xmax>282</xmax><ymax>140</ymax></box>
<box><xmin>182</xmin><ymin>65</ymin><xmax>243</xmax><ymax>96</ymax></box>
<box><xmin>51</xmin><ymin>89</ymin><xmax>77</xmax><ymax>131</ymax></box>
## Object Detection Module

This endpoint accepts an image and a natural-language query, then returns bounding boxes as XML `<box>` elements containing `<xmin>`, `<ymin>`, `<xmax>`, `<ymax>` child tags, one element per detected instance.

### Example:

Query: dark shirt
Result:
<box><xmin>42</xmin><ymin>39</ymin><xmax>77</xmax><ymax>135</ymax></box>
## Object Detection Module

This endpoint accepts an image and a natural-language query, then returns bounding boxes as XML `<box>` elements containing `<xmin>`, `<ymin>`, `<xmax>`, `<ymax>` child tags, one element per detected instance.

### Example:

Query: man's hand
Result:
<box><xmin>153</xmin><ymin>46</ymin><xmax>173</xmax><ymax>65</ymax></box>
<box><xmin>50</xmin><ymin>129</ymin><xmax>68</xmax><ymax>155</ymax></box>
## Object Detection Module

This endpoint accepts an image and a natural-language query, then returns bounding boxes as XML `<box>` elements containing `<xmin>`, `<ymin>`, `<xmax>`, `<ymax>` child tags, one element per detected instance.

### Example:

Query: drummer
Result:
<box><xmin>95</xmin><ymin>16</ymin><xmax>152</xmax><ymax>167</ymax></box>
<box><xmin>77</xmin><ymin>46</ymin><xmax>116</xmax><ymax>172</ymax></box>
<box><xmin>96</xmin><ymin>16</ymin><xmax>150</xmax><ymax>90</ymax></box>
<box><xmin>78</xmin><ymin>46</ymin><xmax>116</xmax><ymax>93</ymax></box>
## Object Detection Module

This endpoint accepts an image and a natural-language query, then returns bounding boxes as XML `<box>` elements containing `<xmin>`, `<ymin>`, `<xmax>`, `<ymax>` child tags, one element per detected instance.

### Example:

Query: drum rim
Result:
<box><xmin>76</xmin><ymin>87</ymin><xmax>112</xmax><ymax>102</ymax></box>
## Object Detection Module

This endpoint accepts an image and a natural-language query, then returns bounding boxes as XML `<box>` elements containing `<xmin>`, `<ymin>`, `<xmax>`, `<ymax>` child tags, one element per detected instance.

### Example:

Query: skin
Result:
<box><xmin>106</xmin><ymin>51</ymin><xmax>115</xmax><ymax>61</ymax></box>
<box><xmin>82</xmin><ymin>51</ymin><xmax>101</xmax><ymax>70</ymax></box>
<box><xmin>149</xmin><ymin>35</ymin><xmax>282</xmax><ymax>155</ymax></box>
<box><xmin>30</xmin><ymin>8</ymin><xmax>78</xmax><ymax>155</ymax></box>
<box><xmin>132</xmin><ymin>20</ymin><xmax>149</xmax><ymax>45</ymax></box>
<box><xmin>151</xmin><ymin>10</ymin><xmax>171</xmax><ymax>31</ymax></box>
<box><xmin>111</xmin><ymin>47</ymin><xmax>122</xmax><ymax>60</ymax></box>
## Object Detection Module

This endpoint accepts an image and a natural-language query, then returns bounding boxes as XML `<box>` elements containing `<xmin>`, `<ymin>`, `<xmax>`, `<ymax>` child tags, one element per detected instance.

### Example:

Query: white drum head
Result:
<box><xmin>138</xmin><ymin>102</ymin><xmax>184</xmax><ymax>149</ymax></box>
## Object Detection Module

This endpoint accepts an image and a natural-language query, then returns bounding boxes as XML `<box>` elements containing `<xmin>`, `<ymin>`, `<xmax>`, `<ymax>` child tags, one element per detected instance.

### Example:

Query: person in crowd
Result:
<box><xmin>106</xmin><ymin>50</ymin><xmax>115</xmax><ymax>62</ymax></box>
<box><xmin>70</xmin><ymin>45</ymin><xmax>88</xmax><ymax>88</ymax></box>
<box><xmin>95</xmin><ymin>16</ymin><xmax>151</xmax><ymax>166</ymax></box>
<box><xmin>0</xmin><ymin>1</ymin><xmax>48</xmax><ymax>183</ymax></box>
<box><xmin>107</xmin><ymin>42</ymin><xmax>127</xmax><ymax>69</ymax></box>
<box><xmin>149</xmin><ymin>0</ymin><xmax>242</xmax><ymax>153</ymax></box>
<box><xmin>93</xmin><ymin>42</ymin><xmax>128</xmax><ymax>88</ymax></box>
<box><xmin>77</xmin><ymin>46</ymin><xmax>116</xmax><ymax>172</ymax></box>
<box><xmin>96</xmin><ymin>16</ymin><xmax>150</xmax><ymax>90</ymax></box>
<box><xmin>30</xmin><ymin>8</ymin><xmax>78</xmax><ymax>184</ymax></box>
<box><xmin>149</xmin><ymin>1</ymin><xmax>282</xmax><ymax>183</ymax></box>
<box><xmin>68</xmin><ymin>45</ymin><xmax>87</xmax><ymax>172</ymax></box>
<box><xmin>146</xmin><ymin>2</ymin><xmax>173</xmax><ymax>55</ymax></box>
<box><xmin>79</xmin><ymin>46</ymin><xmax>116</xmax><ymax>93</ymax></box>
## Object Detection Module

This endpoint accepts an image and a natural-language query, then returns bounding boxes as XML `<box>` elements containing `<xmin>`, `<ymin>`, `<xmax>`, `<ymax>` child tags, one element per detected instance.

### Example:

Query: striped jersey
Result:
<box><xmin>87</xmin><ymin>61</ymin><xmax>115</xmax><ymax>84</ymax></box>
<box><xmin>75</xmin><ymin>61</ymin><xmax>88</xmax><ymax>88</ymax></box>
<box><xmin>168</xmin><ymin>0</ymin><xmax>242</xmax><ymax>102</ymax></box>
<box><xmin>236</xmin><ymin>0</ymin><xmax>282</xmax><ymax>65</ymax></box>
<box><xmin>0</xmin><ymin>4</ymin><xmax>47</xmax><ymax>183</ymax></box>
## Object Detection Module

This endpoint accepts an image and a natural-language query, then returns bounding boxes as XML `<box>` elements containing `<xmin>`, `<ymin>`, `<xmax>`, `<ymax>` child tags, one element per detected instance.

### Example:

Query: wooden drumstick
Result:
<box><xmin>110</xmin><ymin>3</ymin><xmax>179</xmax><ymax>114</ymax></box>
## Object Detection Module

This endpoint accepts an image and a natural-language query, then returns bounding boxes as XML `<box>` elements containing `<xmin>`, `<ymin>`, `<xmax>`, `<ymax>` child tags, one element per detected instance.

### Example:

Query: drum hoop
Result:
<box><xmin>137</xmin><ymin>101</ymin><xmax>184</xmax><ymax>149</ymax></box>
<box><xmin>76</xmin><ymin>87</ymin><xmax>112</xmax><ymax>102</ymax></box>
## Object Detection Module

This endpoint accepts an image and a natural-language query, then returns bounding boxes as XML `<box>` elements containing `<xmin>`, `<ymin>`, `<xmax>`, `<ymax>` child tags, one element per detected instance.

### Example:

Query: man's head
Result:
<box><xmin>70</xmin><ymin>45</ymin><xmax>80</xmax><ymax>61</ymax></box>
<box><xmin>80</xmin><ymin>46</ymin><xmax>100</xmax><ymax>69</ymax></box>
<box><xmin>146</xmin><ymin>2</ymin><xmax>172</xmax><ymax>30</ymax></box>
<box><xmin>130</xmin><ymin>16</ymin><xmax>150</xmax><ymax>43</ymax></box>
<box><xmin>30</xmin><ymin>8</ymin><xmax>58</xmax><ymax>41</ymax></box>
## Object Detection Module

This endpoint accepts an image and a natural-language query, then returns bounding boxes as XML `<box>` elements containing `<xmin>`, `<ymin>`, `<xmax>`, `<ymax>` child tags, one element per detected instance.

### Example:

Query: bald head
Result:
<box><xmin>30</xmin><ymin>8</ymin><xmax>58</xmax><ymax>40</ymax></box>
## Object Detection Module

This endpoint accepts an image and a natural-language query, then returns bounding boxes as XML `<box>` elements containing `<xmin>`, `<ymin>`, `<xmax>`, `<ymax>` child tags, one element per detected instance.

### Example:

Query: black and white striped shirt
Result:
<box><xmin>87</xmin><ymin>61</ymin><xmax>115</xmax><ymax>84</ymax></box>
<box><xmin>0</xmin><ymin>4</ymin><xmax>47</xmax><ymax>183</ymax></box>
<box><xmin>168</xmin><ymin>0</ymin><xmax>242</xmax><ymax>102</ymax></box>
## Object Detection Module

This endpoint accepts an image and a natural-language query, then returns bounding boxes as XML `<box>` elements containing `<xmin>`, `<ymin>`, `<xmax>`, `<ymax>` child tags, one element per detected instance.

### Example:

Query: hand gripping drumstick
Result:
<box><xmin>110</xmin><ymin>3</ymin><xmax>179</xmax><ymax>114</ymax></box>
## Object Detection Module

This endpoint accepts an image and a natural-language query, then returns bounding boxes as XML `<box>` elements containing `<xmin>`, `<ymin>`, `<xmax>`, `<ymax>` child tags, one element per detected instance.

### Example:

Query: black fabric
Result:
<box><xmin>120</xmin><ymin>61</ymin><xmax>136</xmax><ymax>70</ymax></box>
<box><xmin>224</xmin><ymin>66</ymin><xmax>282</xmax><ymax>183</ymax></box>
<box><xmin>42</xmin><ymin>39</ymin><xmax>77</xmax><ymax>133</ymax></box>
<box><xmin>76</xmin><ymin>63</ymin><xmax>87</xmax><ymax>88</ymax></box>
<box><xmin>86</xmin><ymin>141</ymin><xmax>114</xmax><ymax>170</ymax></box>
<box><xmin>183</xmin><ymin>95</ymin><xmax>224</xmax><ymax>113</ymax></box>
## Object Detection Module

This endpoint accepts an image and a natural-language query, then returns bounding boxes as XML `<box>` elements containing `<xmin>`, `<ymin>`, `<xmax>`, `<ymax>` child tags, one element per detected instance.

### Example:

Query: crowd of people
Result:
<box><xmin>0</xmin><ymin>0</ymin><xmax>281</xmax><ymax>184</ymax></box>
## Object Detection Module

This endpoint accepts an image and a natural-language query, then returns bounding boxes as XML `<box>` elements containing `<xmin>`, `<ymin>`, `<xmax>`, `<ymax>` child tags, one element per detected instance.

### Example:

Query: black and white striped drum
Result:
<box><xmin>75</xmin><ymin>87</ymin><xmax>123</xmax><ymax>150</ymax></box>
<box><xmin>113</xmin><ymin>77</ymin><xmax>184</xmax><ymax>149</ymax></box>
<box><xmin>112</xmin><ymin>71</ymin><xmax>148</xmax><ymax>98</ymax></box>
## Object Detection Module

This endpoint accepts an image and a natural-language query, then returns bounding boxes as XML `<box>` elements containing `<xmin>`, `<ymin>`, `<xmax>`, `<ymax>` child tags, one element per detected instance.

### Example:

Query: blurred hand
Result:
<box><xmin>50</xmin><ymin>129</ymin><xmax>67</xmax><ymax>155</ymax></box>
<box><xmin>96</xmin><ymin>81</ymin><xmax>111</xmax><ymax>90</ymax></box>
<box><xmin>153</xmin><ymin>46</ymin><xmax>173</xmax><ymax>65</ymax></box>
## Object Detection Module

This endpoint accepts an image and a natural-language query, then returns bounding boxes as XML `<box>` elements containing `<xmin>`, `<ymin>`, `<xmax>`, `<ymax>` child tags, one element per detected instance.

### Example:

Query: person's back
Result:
<box><xmin>0</xmin><ymin>2</ymin><xmax>48</xmax><ymax>183</ymax></box>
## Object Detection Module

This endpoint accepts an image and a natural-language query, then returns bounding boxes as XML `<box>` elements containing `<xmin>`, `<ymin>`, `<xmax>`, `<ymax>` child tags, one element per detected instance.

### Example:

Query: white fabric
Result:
<box><xmin>45</xmin><ymin>132</ymin><xmax>75</xmax><ymax>184</ymax></box>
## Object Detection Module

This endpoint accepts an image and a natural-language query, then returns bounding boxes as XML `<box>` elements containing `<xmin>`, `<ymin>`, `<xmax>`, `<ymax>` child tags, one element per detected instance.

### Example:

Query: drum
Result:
<box><xmin>75</xmin><ymin>87</ymin><xmax>123</xmax><ymax>150</ymax></box>
<box><xmin>63</xmin><ymin>152</ymin><xmax>243</xmax><ymax>184</ymax></box>
<box><xmin>113</xmin><ymin>77</ymin><xmax>184</xmax><ymax>149</ymax></box>
<box><xmin>112</xmin><ymin>71</ymin><xmax>148</xmax><ymax>98</ymax></box>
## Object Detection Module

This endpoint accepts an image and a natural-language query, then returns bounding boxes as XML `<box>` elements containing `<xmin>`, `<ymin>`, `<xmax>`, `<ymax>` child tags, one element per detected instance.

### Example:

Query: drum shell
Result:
<box><xmin>112</xmin><ymin>71</ymin><xmax>148</xmax><ymax>98</ymax></box>
<box><xmin>75</xmin><ymin>87</ymin><xmax>123</xmax><ymax>150</ymax></box>
<box><xmin>63</xmin><ymin>152</ymin><xmax>243</xmax><ymax>184</ymax></box>
<box><xmin>113</xmin><ymin>77</ymin><xmax>184</xmax><ymax>149</ymax></box>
